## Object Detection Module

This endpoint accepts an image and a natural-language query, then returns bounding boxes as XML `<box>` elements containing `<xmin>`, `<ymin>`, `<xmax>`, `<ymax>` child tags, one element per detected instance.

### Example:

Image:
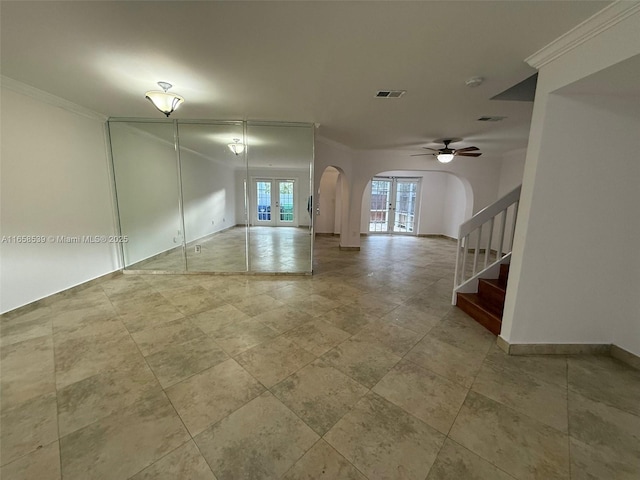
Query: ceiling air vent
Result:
<box><xmin>375</xmin><ymin>90</ymin><xmax>406</xmax><ymax>98</ymax></box>
<box><xmin>477</xmin><ymin>116</ymin><xmax>507</xmax><ymax>122</ymax></box>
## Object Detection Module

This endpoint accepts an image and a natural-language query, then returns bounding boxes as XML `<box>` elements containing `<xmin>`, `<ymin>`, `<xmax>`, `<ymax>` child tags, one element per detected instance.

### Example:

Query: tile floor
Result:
<box><xmin>130</xmin><ymin>226</ymin><xmax>312</xmax><ymax>273</ymax></box>
<box><xmin>1</xmin><ymin>235</ymin><xmax>639</xmax><ymax>479</ymax></box>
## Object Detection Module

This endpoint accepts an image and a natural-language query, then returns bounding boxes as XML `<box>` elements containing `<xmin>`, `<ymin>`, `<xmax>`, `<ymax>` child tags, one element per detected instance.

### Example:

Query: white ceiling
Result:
<box><xmin>1</xmin><ymin>1</ymin><xmax>610</xmax><ymax>158</ymax></box>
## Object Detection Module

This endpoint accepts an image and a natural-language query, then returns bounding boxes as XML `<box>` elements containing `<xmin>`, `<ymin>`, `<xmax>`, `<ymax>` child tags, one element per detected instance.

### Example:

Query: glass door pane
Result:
<box><xmin>255</xmin><ymin>180</ymin><xmax>274</xmax><ymax>226</ymax></box>
<box><xmin>369</xmin><ymin>179</ymin><xmax>392</xmax><ymax>233</ymax></box>
<box><xmin>109</xmin><ymin>121</ymin><xmax>186</xmax><ymax>271</ymax></box>
<box><xmin>393</xmin><ymin>180</ymin><xmax>418</xmax><ymax>233</ymax></box>
<box><xmin>277</xmin><ymin>180</ymin><xmax>295</xmax><ymax>225</ymax></box>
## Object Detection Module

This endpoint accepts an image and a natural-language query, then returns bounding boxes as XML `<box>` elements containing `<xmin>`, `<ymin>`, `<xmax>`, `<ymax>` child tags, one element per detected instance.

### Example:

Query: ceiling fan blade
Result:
<box><xmin>421</xmin><ymin>147</ymin><xmax>440</xmax><ymax>152</ymax></box>
<box><xmin>410</xmin><ymin>153</ymin><xmax>434</xmax><ymax>157</ymax></box>
<box><xmin>456</xmin><ymin>152</ymin><xmax>482</xmax><ymax>157</ymax></box>
<box><xmin>455</xmin><ymin>146</ymin><xmax>479</xmax><ymax>152</ymax></box>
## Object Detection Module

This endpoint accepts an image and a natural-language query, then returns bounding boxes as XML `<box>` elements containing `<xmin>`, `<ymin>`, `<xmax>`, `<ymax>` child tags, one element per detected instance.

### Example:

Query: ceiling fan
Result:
<box><xmin>411</xmin><ymin>139</ymin><xmax>482</xmax><ymax>163</ymax></box>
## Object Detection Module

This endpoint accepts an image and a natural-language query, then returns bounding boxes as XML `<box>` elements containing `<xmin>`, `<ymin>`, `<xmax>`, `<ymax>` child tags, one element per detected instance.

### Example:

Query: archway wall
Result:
<box><xmin>315</xmin><ymin>135</ymin><xmax>504</xmax><ymax>248</ymax></box>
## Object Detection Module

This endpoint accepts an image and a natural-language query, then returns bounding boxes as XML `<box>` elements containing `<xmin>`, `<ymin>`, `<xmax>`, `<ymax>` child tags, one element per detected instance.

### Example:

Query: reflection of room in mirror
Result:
<box><xmin>108</xmin><ymin>119</ymin><xmax>314</xmax><ymax>274</ymax></box>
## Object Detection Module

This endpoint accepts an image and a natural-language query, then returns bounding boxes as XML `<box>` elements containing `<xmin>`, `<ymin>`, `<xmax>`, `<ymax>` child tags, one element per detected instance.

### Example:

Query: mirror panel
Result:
<box><xmin>109</xmin><ymin>121</ymin><xmax>185</xmax><ymax>271</ymax></box>
<box><xmin>177</xmin><ymin>122</ymin><xmax>248</xmax><ymax>272</ymax></box>
<box><xmin>246</xmin><ymin>123</ymin><xmax>313</xmax><ymax>273</ymax></box>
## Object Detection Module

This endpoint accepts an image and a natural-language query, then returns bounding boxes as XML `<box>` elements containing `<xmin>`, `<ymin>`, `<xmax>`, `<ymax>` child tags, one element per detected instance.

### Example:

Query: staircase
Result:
<box><xmin>452</xmin><ymin>185</ymin><xmax>521</xmax><ymax>336</ymax></box>
<box><xmin>456</xmin><ymin>264</ymin><xmax>509</xmax><ymax>335</ymax></box>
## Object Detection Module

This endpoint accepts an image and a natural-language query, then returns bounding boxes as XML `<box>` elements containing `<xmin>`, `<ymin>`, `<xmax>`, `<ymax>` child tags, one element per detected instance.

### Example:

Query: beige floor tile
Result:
<box><xmin>1</xmin><ymin>336</ymin><xmax>55</xmax><ymax>409</ymax></box>
<box><xmin>484</xmin><ymin>344</ymin><xmax>568</xmax><ymax>389</ymax></box>
<box><xmin>118</xmin><ymin>302</ymin><xmax>185</xmax><ymax>333</ymax></box>
<box><xmin>160</xmin><ymin>284</ymin><xmax>228</xmax><ymax>316</ymax></box>
<box><xmin>568</xmin><ymin>390</ymin><xmax>640</xmax><ymax>475</ymax></box>
<box><xmin>252</xmin><ymin>306</ymin><xmax>314</xmax><ymax>333</ymax></box>
<box><xmin>52</xmin><ymin>307</ymin><xmax>127</xmax><ymax>341</ymax></box>
<box><xmin>341</xmin><ymin>293</ymin><xmax>400</xmax><ymax>318</ymax></box>
<box><xmin>230</xmin><ymin>293</ymin><xmax>285</xmax><ymax>317</ymax></box>
<box><xmin>426</xmin><ymin>438</ymin><xmax>516</xmax><ymax>480</ymax></box>
<box><xmin>472</xmin><ymin>355</ymin><xmax>568</xmax><ymax>433</ymax></box>
<box><xmin>236</xmin><ymin>336</ymin><xmax>315</xmax><ymax>387</ymax></box>
<box><xmin>0</xmin><ymin>306</ymin><xmax>52</xmax><ymax>346</ymax></box>
<box><xmin>405</xmin><ymin>335</ymin><xmax>486</xmax><ymax>388</ymax></box>
<box><xmin>380</xmin><ymin>303</ymin><xmax>443</xmax><ymax>335</ymax></box>
<box><xmin>165</xmin><ymin>358</ymin><xmax>265</xmax><ymax>436</ymax></box>
<box><xmin>352</xmin><ymin>320</ymin><xmax>423</xmax><ymax>356</ymax></box>
<box><xmin>57</xmin><ymin>361</ymin><xmax>161</xmax><ymax>436</ymax></box>
<box><xmin>0</xmin><ymin>440</ymin><xmax>61</xmax><ymax>480</ymax></box>
<box><xmin>449</xmin><ymin>391</ymin><xmax>570</xmax><ymax>480</ymax></box>
<box><xmin>284</xmin><ymin>319</ymin><xmax>351</xmax><ymax>356</ymax></box>
<box><xmin>319</xmin><ymin>336</ymin><xmax>401</xmax><ymax>388</ymax></box>
<box><xmin>130</xmin><ymin>440</ymin><xmax>217</xmax><ymax>480</ymax></box>
<box><xmin>282</xmin><ymin>440</ymin><xmax>367</xmax><ymax>480</ymax></box>
<box><xmin>130</xmin><ymin>317</ymin><xmax>205</xmax><ymax>356</ymax></box>
<box><xmin>194</xmin><ymin>311</ymin><xmax>278</xmax><ymax>357</ymax></box>
<box><xmin>272</xmin><ymin>361</ymin><xmax>368</xmax><ymax>435</ymax></box>
<box><xmin>59</xmin><ymin>392</ymin><xmax>190</xmax><ymax>480</ymax></box>
<box><xmin>320</xmin><ymin>303</ymin><xmax>379</xmax><ymax>335</ymax></box>
<box><xmin>429</xmin><ymin>313</ymin><xmax>495</xmax><ymax>355</ymax></box>
<box><xmin>324</xmin><ymin>392</ymin><xmax>445</xmax><ymax>480</ymax></box>
<box><xmin>145</xmin><ymin>336</ymin><xmax>229</xmax><ymax>388</ymax></box>
<box><xmin>568</xmin><ymin>355</ymin><xmax>640</xmax><ymax>416</ymax></box>
<box><xmin>53</xmin><ymin>329</ymin><xmax>143</xmax><ymax>389</ymax></box>
<box><xmin>0</xmin><ymin>392</ymin><xmax>58</xmax><ymax>466</ymax></box>
<box><xmin>373</xmin><ymin>360</ymin><xmax>468</xmax><ymax>435</ymax></box>
<box><xmin>288</xmin><ymin>293</ymin><xmax>343</xmax><ymax>317</ymax></box>
<box><xmin>569</xmin><ymin>436</ymin><xmax>639</xmax><ymax>480</ymax></box>
<box><xmin>189</xmin><ymin>303</ymin><xmax>251</xmax><ymax>332</ymax></box>
<box><xmin>194</xmin><ymin>391</ymin><xmax>319</xmax><ymax>479</ymax></box>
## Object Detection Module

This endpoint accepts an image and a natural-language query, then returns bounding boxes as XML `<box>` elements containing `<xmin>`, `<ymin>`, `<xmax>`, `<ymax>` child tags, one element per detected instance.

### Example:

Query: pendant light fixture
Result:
<box><xmin>145</xmin><ymin>82</ymin><xmax>184</xmax><ymax>117</ymax></box>
<box><xmin>228</xmin><ymin>138</ymin><xmax>245</xmax><ymax>155</ymax></box>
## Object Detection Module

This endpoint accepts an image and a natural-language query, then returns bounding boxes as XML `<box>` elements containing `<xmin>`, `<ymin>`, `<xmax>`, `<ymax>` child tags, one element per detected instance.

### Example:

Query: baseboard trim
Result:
<box><xmin>315</xmin><ymin>233</ymin><xmax>340</xmax><ymax>237</ymax></box>
<box><xmin>1</xmin><ymin>270</ymin><xmax>123</xmax><ymax>319</ymax></box>
<box><xmin>416</xmin><ymin>234</ymin><xmax>457</xmax><ymax>242</ymax></box>
<box><xmin>339</xmin><ymin>245</ymin><xmax>360</xmax><ymax>251</ymax></box>
<box><xmin>611</xmin><ymin>344</ymin><xmax>640</xmax><ymax>371</ymax></box>
<box><xmin>497</xmin><ymin>337</ymin><xmax>639</xmax><ymax>370</ymax></box>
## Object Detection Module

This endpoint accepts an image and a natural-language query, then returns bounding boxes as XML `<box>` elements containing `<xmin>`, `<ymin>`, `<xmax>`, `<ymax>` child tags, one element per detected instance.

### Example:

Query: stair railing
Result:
<box><xmin>453</xmin><ymin>185</ymin><xmax>521</xmax><ymax>304</ymax></box>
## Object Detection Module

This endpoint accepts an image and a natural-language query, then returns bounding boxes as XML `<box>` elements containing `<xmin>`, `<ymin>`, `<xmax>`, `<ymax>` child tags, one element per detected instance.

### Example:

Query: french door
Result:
<box><xmin>254</xmin><ymin>178</ymin><xmax>296</xmax><ymax>226</ymax></box>
<box><xmin>369</xmin><ymin>177</ymin><xmax>419</xmax><ymax>234</ymax></box>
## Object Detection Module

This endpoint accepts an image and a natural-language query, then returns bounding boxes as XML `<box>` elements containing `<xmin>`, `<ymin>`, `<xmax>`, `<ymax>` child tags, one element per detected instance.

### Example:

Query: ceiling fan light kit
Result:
<box><xmin>411</xmin><ymin>139</ymin><xmax>483</xmax><ymax>163</ymax></box>
<box><xmin>145</xmin><ymin>82</ymin><xmax>184</xmax><ymax>117</ymax></box>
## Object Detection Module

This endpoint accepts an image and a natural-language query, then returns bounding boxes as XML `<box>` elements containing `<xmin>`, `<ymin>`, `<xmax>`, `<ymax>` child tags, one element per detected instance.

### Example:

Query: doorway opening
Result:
<box><xmin>369</xmin><ymin>177</ymin><xmax>420</xmax><ymax>234</ymax></box>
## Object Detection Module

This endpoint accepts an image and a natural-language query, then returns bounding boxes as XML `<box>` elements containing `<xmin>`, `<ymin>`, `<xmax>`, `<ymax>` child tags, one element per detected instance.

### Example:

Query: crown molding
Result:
<box><xmin>1</xmin><ymin>75</ymin><xmax>107</xmax><ymax>122</ymax></box>
<box><xmin>526</xmin><ymin>1</ymin><xmax>640</xmax><ymax>69</ymax></box>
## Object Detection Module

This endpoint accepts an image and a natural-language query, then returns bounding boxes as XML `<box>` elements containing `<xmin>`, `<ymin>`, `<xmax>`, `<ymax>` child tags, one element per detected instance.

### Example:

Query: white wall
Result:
<box><xmin>498</xmin><ymin>148</ymin><xmax>526</xmax><ymax>196</ymax></box>
<box><xmin>180</xmin><ymin>148</ymin><xmax>237</xmax><ymax>242</ymax></box>
<box><xmin>0</xmin><ymin>85</ymin><xmax>118</xmax><ymax>313</ymax></box>
<box><xmin>442</xmin><ymin>174</ymin><xmax>468</xmax><ymax>239</ymax></box>
<box><xmin>502</xmin><ymin>6</ymin><xmax>640</xmax><ymax>356</ymax></box>
<box><xmin>109</xmin><ymin>123</ymin><xmax>181</xmax><ymax>265</ymax></box>
<box><xmin>316</xmin><ymin>166</ymin><xmax>339</xmax><ymax>234</ymax></box>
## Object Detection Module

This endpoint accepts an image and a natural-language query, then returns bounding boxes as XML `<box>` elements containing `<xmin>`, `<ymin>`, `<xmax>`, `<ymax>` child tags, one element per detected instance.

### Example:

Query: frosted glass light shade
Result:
<box><xmin>228</xmin><ymin>141</ymin><xmax>245</xmax><ymax>155</ymax></box>
<box><xmin>145</xmin><ymin>90</ymin><xmax>184</xmax><ymax>117</ymax></box>
<box><xmin>437</xmin><ymin>153</ymin><xmax>455</xmax><ymax>163</ymax></box>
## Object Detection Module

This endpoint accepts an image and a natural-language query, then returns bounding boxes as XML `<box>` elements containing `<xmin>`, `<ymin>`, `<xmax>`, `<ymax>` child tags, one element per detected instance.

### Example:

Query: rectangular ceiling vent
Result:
<box><xmin>477</xmin><ymin>116</ymin><xmax>507</xmax><ymax>122</ymax></box>
<box><xmin>375</xmin><ymin>90</ymin><xmax>406</xmax><ymax>98</ymax></box>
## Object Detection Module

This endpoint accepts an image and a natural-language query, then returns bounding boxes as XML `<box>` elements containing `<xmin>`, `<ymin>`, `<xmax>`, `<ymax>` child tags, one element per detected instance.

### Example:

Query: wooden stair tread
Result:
<box><xmin>456</xmin><ymin>293</ymin><xmax>502</xmax><ymax>336</ymax></box>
